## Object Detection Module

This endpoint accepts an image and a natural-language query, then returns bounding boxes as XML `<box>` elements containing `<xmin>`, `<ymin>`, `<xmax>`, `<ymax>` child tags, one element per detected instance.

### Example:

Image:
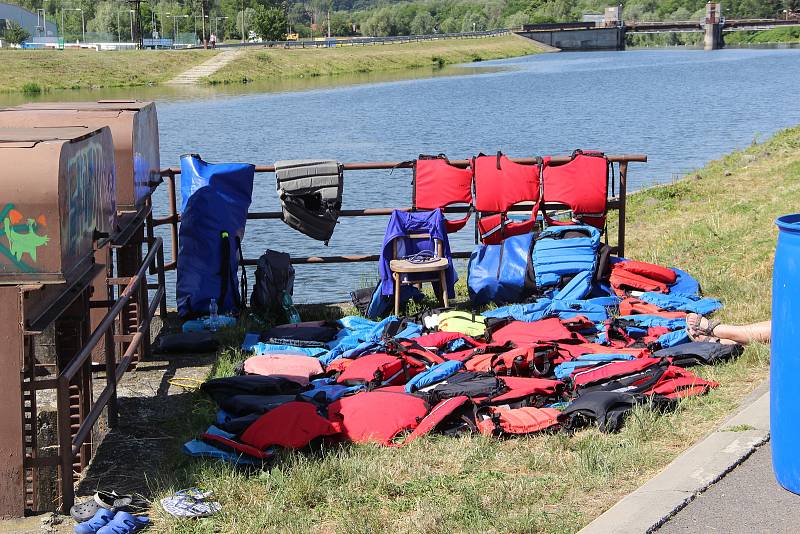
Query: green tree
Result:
<box><xmin>3</xmin><ymin>20</ymin><xmax>30</xmax><ymax>44</ymax></box>
<box><xmin>253</xmin><ymin>4</ymin><xmax>287</xmax><ymax>40</ymax></box>
<box><xmin>410</xmin><ymin>11</ymin><xmax>434</xmax><ymax>34</ymax></box>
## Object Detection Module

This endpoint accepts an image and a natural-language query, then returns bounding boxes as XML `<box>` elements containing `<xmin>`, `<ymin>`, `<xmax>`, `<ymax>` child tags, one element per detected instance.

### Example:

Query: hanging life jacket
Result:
<box><xmin>275</xmin><ymin>159</ymin><xmax>343</xmax><ymax>245</ymax></box>
<box><xmin>413</xmin><ymin>155</ymin><xmax>473</xmax><ymax>233</ymax></box>
<box><xmin>473</xmin><ymin>152</ymin><xmax>544</xmax><ymax>245</ymax></box>
<box><xmin>541</xmin><ymin>150</ymin><xmax>610</xmax><ymax>228</ymax></box>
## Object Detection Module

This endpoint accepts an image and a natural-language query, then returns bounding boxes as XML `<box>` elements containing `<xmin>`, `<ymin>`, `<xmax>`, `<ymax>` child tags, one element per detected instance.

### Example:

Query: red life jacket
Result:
<box><xmin>610</xmin><ymin>261</ymin><xmax>677</xmax><ymax>296</ymax></box>
<box><xmin>413</xmin><ymin>155</ymin><xmax>473</xmax><ymax>233</ymax></box>
<box><xmin>327</xmin><ymin>391</ymin><xmax>430</xmax><ymax>445</ymax></box>
<box><xmin>480</xmin><ymin>376</ymin><xmax>562</xmax><ymax>405</ymax></box>
<box><xmin>568</xmin><ymin>357</ymin><xmax>664</xmax><ymax>390</ymax></box>
<box><xmin>488</xmin><ymin>318</ymin><xmax>586</xmax><ymax>346</ymax></box>
<box><xmin>477</xmin><ymin>406</ymin><xmax>561</xmax><ymax>436</ymax></box>
<box><xmin>619</xmin><ymin>297</ymin><xmax>687</xmax><ymax>318</ymax></box>
<box><xmin>541</xmin><ymin>150</ymin><xmax>609</xmax><ymax>228</ymax></box>
<box><xmin>239</xmin><ymin>401</ymin><xmax>341</xmax><ymax>450</ymax></box>
<box><xmin>473</xmin><ymin>152</ymin><xmax>544</xmax><ymax>244</ymax></box>
<box><xmin>335</xmin><ymin>353</ymin><xmax>424</xmax><ymax>388</ymax></box>
<box><xmin>646</xmin><ymin>366</ymin><xmax>720</xmax><ymax>399</ymax></box>
<box><xmin>490</xmin><ymin>343</ymin><xmax>563</xmax><ymax>378</ymax></box>
<box><xmin>404</xmin><ymin>395</ymin><xmax>472</xmax><ymax>444</ymax></box>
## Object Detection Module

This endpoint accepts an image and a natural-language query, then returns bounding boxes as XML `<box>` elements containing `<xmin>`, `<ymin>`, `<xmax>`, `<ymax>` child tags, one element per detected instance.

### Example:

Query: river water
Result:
<box><xmin>9</xmin><ymin>47</ymin><xmax>800</xmax><ymax>303</ymax></box>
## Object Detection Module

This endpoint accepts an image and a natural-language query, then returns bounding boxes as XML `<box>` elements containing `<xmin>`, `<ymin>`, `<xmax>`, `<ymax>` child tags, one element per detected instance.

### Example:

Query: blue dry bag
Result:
<box><xmin>176</xmin><ymin>154</ymin><xmax>255</xmax><ymax>318</ymax></box>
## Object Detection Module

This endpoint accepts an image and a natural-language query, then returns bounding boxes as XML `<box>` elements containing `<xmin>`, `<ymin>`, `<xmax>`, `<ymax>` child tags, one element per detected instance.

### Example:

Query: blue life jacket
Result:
<box><xmin>657</xmin><ymin>329</ymin><xmax>690</xmax><ymax>348</ymax></box>
<box><xmin>300</xmin><ymin>378</ymin><xmax>365</xmax><ymax>403</ymax></box>
<box><xmin>533</xmin><ymin>225</ymin><xmax>600</xmax><ymax>299</ymax></box>
<box><xmin>484</xmin><ymin>298</ymin><xmax>608</xmax><ymax>326</ymax></box>
<box><xmin>405</xmin><ymin>360</ymin><xmax>464</xmax><ymax>393</ymax></box>
<box><xmin>638</xmin><ymin>292</ymin><xmax>722</xmax><ymax>315</ymax></box>
<box><xmin>669</xmin><ymin>267</ymin><xmax>701</xmax><ymax>297</ymax></box>
<box><xmin>176</xmin><ymin>155</ymin><xmax>254</xmax><ymax>318</ymax></box>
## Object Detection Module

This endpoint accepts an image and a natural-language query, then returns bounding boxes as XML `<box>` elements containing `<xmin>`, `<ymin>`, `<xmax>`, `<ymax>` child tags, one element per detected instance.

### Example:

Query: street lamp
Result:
<box><xmin>171</xmin><ymin>14</ymin><xmax>189</xmax><ymax>44</ymax></box>
<box><xmin>214</xmin><ymin>16</ymin><xmax>228</xmax><ymax>39</ymax></box>
<box><xmin>194</xmin><ymin>14</ymin><xmax>208</xmax><ymax>44</ymax></box>
<box><xmin>69</xmin><ymin>8</ymin><xmax>85</xmax><ymax>42</ymax></box>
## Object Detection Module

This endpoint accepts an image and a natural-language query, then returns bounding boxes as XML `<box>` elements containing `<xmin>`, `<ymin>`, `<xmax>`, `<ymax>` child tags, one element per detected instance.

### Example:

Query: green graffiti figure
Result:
<box><xmin>3</xmin><ymin>217</ymin><xmax>50</xmax><ymax>263</ymax></box>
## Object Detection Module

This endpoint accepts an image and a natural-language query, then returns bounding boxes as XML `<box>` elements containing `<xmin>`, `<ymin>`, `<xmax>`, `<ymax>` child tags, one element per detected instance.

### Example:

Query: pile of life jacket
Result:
<box><xmin>183</xmin><ymin>258</ymin><xmax>739</xmax><ymax>464</ymax></box>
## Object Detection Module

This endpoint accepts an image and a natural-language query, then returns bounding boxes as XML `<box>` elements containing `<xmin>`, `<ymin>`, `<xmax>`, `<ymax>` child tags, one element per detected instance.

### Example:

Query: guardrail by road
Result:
<box><xmin>191</xmin><ymin>29</ymin><xmax>511</xmax><ymax>50</ymax></box>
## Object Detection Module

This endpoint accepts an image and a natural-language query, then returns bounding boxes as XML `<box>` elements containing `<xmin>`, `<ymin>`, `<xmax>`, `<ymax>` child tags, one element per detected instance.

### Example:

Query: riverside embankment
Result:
<box><xmin>135</xmin><ymin>126</ymin><xmax>798</xmax><ymax>534</ymax></box>
<box><xmin>0</xmin><ymin>35</ymin><xmax>542</xmax><ymax>94</ymax></box>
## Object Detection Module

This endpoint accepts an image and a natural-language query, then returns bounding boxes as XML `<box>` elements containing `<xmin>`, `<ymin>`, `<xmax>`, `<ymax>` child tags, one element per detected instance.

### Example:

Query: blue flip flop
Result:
<box><xmin>95</xmin><ymin>512</ymin><xmax>150</xmax><ymax>534</ymax></box>
<box><xmin>74</xmin><ymin>508</ymin><xmax>115</xmax><ymax>534</ymax></box>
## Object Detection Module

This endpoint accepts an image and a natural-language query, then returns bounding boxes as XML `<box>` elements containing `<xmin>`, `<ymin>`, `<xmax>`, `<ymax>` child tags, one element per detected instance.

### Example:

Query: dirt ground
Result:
<box><xmin>4</xmin><ymin>340</ymin><xmax>217</xmax><ymax>533</ymax></box>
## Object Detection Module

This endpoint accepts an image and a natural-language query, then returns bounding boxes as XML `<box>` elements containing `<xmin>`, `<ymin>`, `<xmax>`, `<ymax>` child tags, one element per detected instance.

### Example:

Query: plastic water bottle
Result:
<box><xmin>281</xmin><ymin>290</ymin><xmax>301</xmax><ymax>324</ymax></box>
<box><xmin>209</xmin><ymin>298</ymin><xmax>219</xmax><ymax>331</ymax></box>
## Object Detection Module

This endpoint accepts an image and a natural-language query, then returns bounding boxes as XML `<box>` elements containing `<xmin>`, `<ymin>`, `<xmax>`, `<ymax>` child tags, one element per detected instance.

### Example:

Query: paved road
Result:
<box><xmin>658</xmin><ymin>442</ymin><xmax>800</xmax><ymax>534</ymax></box>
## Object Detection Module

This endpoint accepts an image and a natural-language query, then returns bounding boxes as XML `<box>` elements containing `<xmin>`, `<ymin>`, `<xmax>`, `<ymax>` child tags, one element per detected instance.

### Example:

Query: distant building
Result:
<box><xmin>0</xmin><ymin>2</ymin><xmax>58</xmax><ymax>39</ymax></box>
<box><xmin>582</xmin><ymin>13</ymin><xmax>605</xmax><ymax>26</ymax></box>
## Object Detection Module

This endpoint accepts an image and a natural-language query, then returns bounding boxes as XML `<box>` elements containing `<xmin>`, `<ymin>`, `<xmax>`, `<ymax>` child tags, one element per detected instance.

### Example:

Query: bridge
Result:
<box><xmin>516</xmin><ymin>3</ymin><xmax>800</xmax><ymax>51</ymax></box>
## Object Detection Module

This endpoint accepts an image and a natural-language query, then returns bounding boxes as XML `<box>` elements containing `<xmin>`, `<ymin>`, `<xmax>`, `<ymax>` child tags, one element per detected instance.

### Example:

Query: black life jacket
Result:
<box><xmin>275</xmin><ymin>159</ymin><xmax>343</xmax><ymax>244</ymax></box>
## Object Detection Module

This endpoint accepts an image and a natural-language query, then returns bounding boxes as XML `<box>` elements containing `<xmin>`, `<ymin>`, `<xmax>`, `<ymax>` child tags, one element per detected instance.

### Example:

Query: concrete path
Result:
<box><xmin>579</xmin><ymin>381</ymin><xmax>771</xmax><ymax>534</ymax></box>
<box><xmin>657</xmin><ymin>442</ymin><xmax>800</xmax><ymax>534</ymax></box>
<box><xmin>166</xmin><ymin>49</ymin><xmax>242</xmax><ymax>85</ymax></box>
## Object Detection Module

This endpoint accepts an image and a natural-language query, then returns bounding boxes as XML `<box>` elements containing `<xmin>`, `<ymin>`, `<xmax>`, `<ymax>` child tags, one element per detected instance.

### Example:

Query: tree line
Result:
<box><xmin>4</xmin><ymin>0</ymin><xmax>799</xmax><ymax>42</ymax></box>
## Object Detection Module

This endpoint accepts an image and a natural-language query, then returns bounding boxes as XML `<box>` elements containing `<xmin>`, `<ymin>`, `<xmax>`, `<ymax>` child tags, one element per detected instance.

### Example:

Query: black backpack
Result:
<box><xmin>251</xmin><ymin>250</ymin><xmax>295</xmax><ymax>316</ymax></box>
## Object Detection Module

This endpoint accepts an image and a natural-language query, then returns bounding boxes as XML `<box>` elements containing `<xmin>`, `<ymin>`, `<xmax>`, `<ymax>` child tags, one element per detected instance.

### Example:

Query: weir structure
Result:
<box><xmin>516</xmin><ymin>3</ymin><xmax>800</xmax><ymax>52</ymax></box>
<box><xmin>0</xmin><ymin>102</ymin><xmax>166</xmax><ymax>517</ymax></box>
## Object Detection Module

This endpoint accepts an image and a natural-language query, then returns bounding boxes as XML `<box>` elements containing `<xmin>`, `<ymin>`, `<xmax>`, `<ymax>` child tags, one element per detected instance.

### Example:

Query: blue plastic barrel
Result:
<box><xmin>772</xmin><ymin>213</ymin><xmax>800</xmax><ymax>493</ymax></box>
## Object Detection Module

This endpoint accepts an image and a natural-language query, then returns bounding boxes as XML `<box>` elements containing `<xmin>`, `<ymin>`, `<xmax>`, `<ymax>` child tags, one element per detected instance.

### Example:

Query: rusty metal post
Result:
<box><xmin>167</xmin><ymin>173</ymin><xmax>179</xmax><ymax>270</ymax></box>
<box><xmin>56</xmin><ymin>378</ymin><xmax>74</xmax><ymax>514</ymax></box>
<box><xmin>0</xmin><ymin>286</ymin><xmax>27</xmax><ymax>517</ymax></box>
<box><xmin>618</xmin><ymin>161</ymin><xmax>628</xmax><ymax>258</ymax></box>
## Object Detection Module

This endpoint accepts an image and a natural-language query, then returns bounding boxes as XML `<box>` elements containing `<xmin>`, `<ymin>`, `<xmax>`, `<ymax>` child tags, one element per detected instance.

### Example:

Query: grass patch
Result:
<box><xmin>0</xmin><ymin>49</ymin><xmax>218</xmax><ymax>93</ymax></box>
<box><xmin>205</xmin><ymin>35</ymin><xmax>542</xmax><ymax>86</ymax></box>
<box><xmin>21</xmin><ymin>82</ymin><xmax>42</xmax><ymax>95</ymax></box>
<box><xmin>146</xmin><ymin>126</ymin><xmax>800</xmax><ymax>532</ymax></box>
<box><xmin>723</xmin><ymin>424</ymin><xmax>756</xmax><ymax>432</ymax></box>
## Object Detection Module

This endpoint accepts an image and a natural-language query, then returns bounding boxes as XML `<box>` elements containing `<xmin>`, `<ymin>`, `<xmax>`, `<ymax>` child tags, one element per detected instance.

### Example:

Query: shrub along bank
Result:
<box><xmin>203</xmin><ymin>35</ymin><xmax>543</xmax><ymax>85</ymax></box>
<box><xmin>148</xmin><ymin>127</ymin><xmax>800</xmax><ymax>533</ymax></box>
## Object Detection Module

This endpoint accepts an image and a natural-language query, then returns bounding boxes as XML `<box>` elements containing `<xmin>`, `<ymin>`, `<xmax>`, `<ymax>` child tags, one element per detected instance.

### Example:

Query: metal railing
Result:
<box><xmin>208</xmin><ymin>29</ymin><xmax>511</xmax><ymax>50</ymax></box>
<box><xmin>154</xmin><ymin>154</ymin><xmax>647</xmax><ymax>271</ymax></box>
<box><xmin>51</xmin><ymin>237</ymin><xmax>166</xmax><ymax>513</ymax></box>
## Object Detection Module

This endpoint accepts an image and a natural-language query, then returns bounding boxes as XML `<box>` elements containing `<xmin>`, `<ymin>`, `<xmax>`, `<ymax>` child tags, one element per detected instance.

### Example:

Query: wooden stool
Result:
<box><xmin>389</xmin><ymin>234</ymin><xmax>450</xmax><ymax>316</ymax></box>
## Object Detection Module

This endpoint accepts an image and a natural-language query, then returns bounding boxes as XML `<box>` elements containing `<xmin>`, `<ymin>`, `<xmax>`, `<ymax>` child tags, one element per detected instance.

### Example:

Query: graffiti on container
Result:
<box><xmin>62</xmin><ymin>139</ymin><xmax>115</xmax><ymax>258</ymax></box>
<box><xmin>0</xmin><ymin>203</ymin><xmax>49</xmax><ymax>272</ymax></box>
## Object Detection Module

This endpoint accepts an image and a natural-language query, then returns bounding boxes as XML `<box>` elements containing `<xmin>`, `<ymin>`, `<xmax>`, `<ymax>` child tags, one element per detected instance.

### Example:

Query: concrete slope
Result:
<box><xmin>166</xmin><ymin>49</ymin><xmax>243</xmax><ymax>85</ymax></box>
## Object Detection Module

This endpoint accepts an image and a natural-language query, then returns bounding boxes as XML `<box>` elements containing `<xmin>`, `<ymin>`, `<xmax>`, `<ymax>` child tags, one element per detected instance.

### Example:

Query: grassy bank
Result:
<box><xmin>148</xmin><ymin>126</ymin><xmax>800</xmax><ymax>533</ymax></box>
<box><xmin>205</xmin><ymin>35</ymin><xmax>543</xmax><ymax>85</ymax></box>
<box><xmin>0</xmin><ymin>49</ymin><xmax>218</xmax><ymax>94</ymax></box>
<box><xmin>725</xmin><ymin>26</ymin><xmax>800</xmax><ymax>45</ymax></box>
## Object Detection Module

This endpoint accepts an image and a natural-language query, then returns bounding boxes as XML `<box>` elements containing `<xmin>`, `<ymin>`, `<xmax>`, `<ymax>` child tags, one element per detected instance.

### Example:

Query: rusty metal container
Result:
<box><xmin>0</xmin><ymin>100</ymin><xmax>160</xmax><ymax>213</ymax></box>
<box><xmin>0</xmin><ymin>127</ymin><xmax>116</xmax><ymax>284</ymax></box>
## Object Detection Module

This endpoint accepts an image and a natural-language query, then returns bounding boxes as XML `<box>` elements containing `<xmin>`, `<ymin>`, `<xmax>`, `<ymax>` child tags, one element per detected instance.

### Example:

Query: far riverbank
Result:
<box><xmin>1</xmin><ymin>35</ymin><xmax>543</xmax><ymax>95</ymax></box>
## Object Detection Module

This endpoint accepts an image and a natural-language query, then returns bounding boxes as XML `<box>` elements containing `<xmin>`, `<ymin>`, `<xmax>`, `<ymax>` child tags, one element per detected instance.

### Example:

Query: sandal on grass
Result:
<box><xmin>71</xmin><ymin>499</ymin><xmax>102</xmax><ymax>522</ymax></box>
<box><xmin>160</xmin><ymin>488</ymin><xmax>222</xmax><ymax>519</ymax></box>
<box><xmin>96</xmin><ymin>512</ymin><xmax>149</xmax><ymax>534</ymax></box>
<box><xmin>687</xmin><ymin>313</ymin><xmax>721</xmax><ymax>343</ymax></box>
<box><xmin>95</xmin><ymin>491</ymin><xmax>133</xmax><ymax>510</ymax></box>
